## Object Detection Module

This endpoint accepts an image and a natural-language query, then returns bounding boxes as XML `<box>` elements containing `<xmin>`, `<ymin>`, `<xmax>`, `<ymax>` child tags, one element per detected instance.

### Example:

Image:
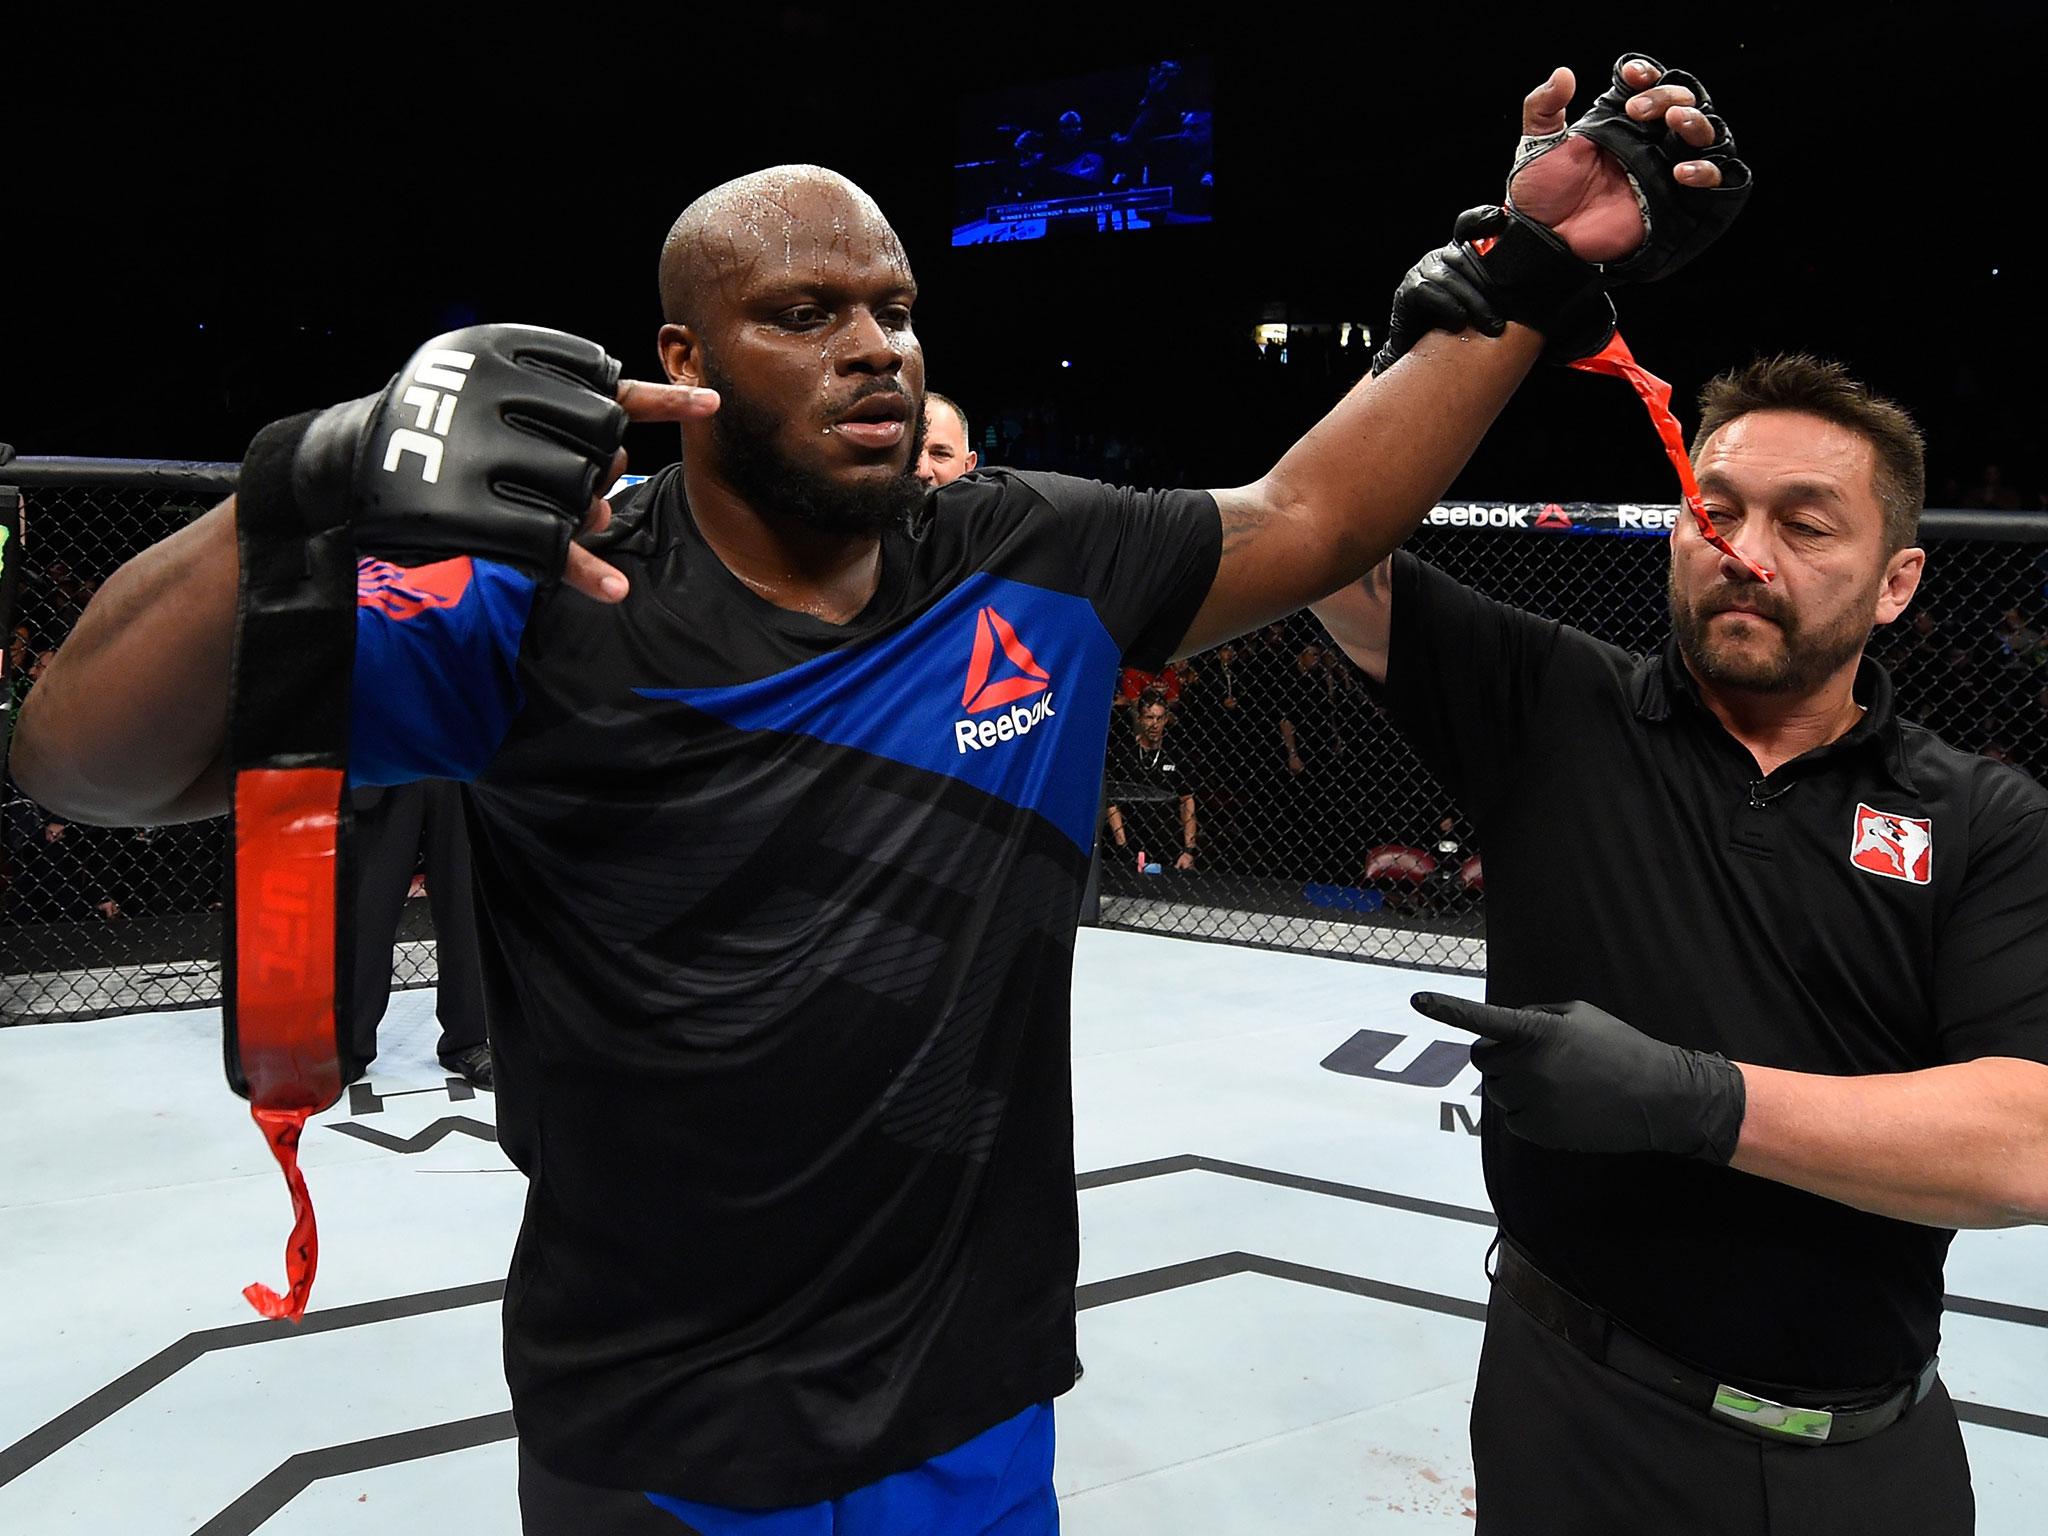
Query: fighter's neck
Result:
<box><xmin>683</xmin><ymin>467</ymin><xmax>884</xmax><ymax>625</ymax></box>
<box><xmin>1690</xmin><ymin>658</ymin><xmax>1868</xmax><ymax>778</ymax></box>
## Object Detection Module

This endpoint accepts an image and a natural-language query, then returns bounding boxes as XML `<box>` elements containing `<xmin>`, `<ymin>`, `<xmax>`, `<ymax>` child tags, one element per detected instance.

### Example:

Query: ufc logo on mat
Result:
<box><xmin>381</xmin><ymin>350</ymin><xmax>477</xmax><ymax>484</ymax></box>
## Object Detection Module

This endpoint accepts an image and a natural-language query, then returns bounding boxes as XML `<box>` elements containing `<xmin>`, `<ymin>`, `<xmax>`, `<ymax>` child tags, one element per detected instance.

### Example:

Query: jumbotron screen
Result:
<box><xmin>952</xmin><ymin>58</ymin><xmax>1214</xmax><ymax>247</ymax></box>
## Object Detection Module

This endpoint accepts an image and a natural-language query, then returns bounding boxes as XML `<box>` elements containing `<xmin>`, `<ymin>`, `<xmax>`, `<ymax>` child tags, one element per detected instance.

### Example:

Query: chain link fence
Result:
<box><xmin>0</xmin><ymin>462</ymin><xmax>453</xmax><ymax>1023</ymax></box>
<box><xmin>1097</xmin><ymin>503</ymin><xmax>2048</xmax><ymax>972</ymax></box>
<box><xmin>4</xmin><ymin>466</ymin><xmax>2045</xmax><ymax>1019</ymax></box>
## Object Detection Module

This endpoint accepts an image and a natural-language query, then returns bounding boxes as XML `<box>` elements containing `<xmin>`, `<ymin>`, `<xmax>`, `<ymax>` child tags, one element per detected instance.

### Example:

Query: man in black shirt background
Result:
<box><xmin>1315</xmin><ymin>354</ymin><xmax>2048</xmax><ymax>1534</ymax></box>
<box><xmin>1104</xmin><ymin>691</ymin><xmax>1197</xmax><ymax>878</ymax></box>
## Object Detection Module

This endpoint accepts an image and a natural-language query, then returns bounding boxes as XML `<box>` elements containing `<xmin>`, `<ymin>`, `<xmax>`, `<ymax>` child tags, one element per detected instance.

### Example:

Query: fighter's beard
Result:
<box><xmin>701</xmin><ymin>360</ymin><xmax>927</xmax><ymax>538</ymax></box>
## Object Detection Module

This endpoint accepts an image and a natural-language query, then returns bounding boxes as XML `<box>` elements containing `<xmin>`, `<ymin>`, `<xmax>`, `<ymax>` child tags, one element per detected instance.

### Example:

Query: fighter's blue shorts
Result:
<box><xmin>518</xmin><ymin>1402</ymin><xmax>1057</xmax><ymax>1536</ymax></box>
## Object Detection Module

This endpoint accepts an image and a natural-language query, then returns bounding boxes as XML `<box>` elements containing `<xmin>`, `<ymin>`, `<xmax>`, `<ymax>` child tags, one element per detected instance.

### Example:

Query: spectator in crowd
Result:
<box><xmin>1875</xmin><ymin>607</ymin><xmax>1946</xmax><ymax>693</ymax></box>
<box><xmin>1980</xmin><ymin>740</ymin><xmax>2034</xmax><ymax>778</ymax></box>
<box><xmin>6</xmin><ymin>626</ymin><xmax>33</xmax><ymax>714</ymax></box>
<box><xmin>1177</xmin><ymin>642</ymin><xmax>1244</xmax><ymax>733</ymax></box>
<box><xmin>37</xmin><ymin>559</ymin><xmax>96</xmax><ymax>637</ymax></box>
<box><xmin>1171</xmin><ymin>643</ymin><xmax>1253</xmax><ymax>871</ymax></box>
<box><xmin>1</xmin><ymin>780</ymin><xmax>124</xmax><ymax>923</ymax></box>
<box><xmin>1962</xmin><ymin>462</ymin><xmax>2022</xmax><ymax>511</ymax></box>
<box><xmin>1103</xmin><ymin>692</ymin><xmax>1197</xmax><ymax>881</ymax></box>
<box><xmin>914</xmin><ymin>391</ymin><xmax>978</xmax><ymax>487</ymax></box>
<box><xmin>350</xmin><ymin>780</ymin><xmax>492</xmax><ymax>1089</ymax></box>
<box><xmin>1994</xmin><ymin>605</ymin><xmax>2046</xmax><ymax>676</ymax></box>
<box><xmin>1278</xmin><ymin>639</ymin><xmax>1343</xmax><ymax>777</ymax></box>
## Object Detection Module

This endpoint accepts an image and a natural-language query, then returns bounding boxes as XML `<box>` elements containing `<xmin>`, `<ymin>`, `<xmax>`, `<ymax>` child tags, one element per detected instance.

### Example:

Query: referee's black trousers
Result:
<box><xmin>350</xmin><ymin>780</ymin><xmax>487</xmax><ymax>1065</ymax></box>
<box><xmin>1470</xmin><ymin>1282</ymin><xmax>1974</xmax><ymax>1535</ymax></box>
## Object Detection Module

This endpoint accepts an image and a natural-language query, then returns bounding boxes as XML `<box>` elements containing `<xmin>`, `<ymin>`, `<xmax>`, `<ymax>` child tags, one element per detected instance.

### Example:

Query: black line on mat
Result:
<box><xmin>10</xmin><ymin>1154</ymin><xmax>2045</xmax><ymax>1503</ymax></box>
<box><xmin>0</xmin><ymin>1281</ymin><xmax>503</xmax><ymax>1489</ymax></box>
<box><xmin>168</xmin><ymin>1255</ymin><xmax>2048</xmax><ymax>1534</ymax></box>
<box><xmin>1077</xmin><ymin>1153</ymin><xmax>1497</xmax><ymax>1227</ymax></box>
<box><xmin>1078</xmin><ymin>1251</ymin><xmax>1488</xmax><ymax>1323</ymax></box>
<box><xmin>1954</xmin><ymin>1400</ymin><xmax>2048</xmax><ymax>1439</ymax></box>
<box><xmin>191</xmin><ymin>1411</ymin><xmax>515</xmax><ymax>1536</ymax></box>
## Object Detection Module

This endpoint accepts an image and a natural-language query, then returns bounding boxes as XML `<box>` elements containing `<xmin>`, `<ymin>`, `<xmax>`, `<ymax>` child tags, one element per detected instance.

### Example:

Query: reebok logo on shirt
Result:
<box><xmin>358</xmin><ymin>557</ymin><xmax>476</xmax><ymax>621</ymax></box>
<box><xmin>954</xmin><ymin>605</ymin><xmax>1056</xmax><ymax>753</ymax></box>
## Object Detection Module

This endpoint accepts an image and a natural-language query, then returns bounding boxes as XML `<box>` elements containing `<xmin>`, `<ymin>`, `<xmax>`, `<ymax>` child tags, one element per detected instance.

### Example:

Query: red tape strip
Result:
<box><xmin>1568</xmin><ymin>333</ymin><xmax>1773</xmax><ymax>583</ymax></box>
<box><xmin>243</xmin><ymin>1104</ymin><xmax>320</xmax><ymax>1322</ymax></box>
<box><xmin>1469</xmin><ymin>224</ymin><xmax>1769</xmax><ymax>582</ymax></box>
<box><xmin>231</xmin><ymin>766</ymin><xmax>345</xmax><ymax>1321</ymax></box>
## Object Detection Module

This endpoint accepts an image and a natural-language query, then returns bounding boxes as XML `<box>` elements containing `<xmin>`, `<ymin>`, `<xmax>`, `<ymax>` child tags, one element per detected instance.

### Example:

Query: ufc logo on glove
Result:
<box><xmin>382</xmin><ymin>350</ymin><xmax>478</xmax><ymax>484</ymax></box>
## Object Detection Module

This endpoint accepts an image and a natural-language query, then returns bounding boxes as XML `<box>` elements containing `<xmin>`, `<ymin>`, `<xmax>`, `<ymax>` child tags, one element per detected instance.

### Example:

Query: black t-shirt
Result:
<box><xmin>348</xmin><ymin>466</ymin><xmax>1221</xmax><ymax>1502</ymax></box>
<box><xmin>1382</xmin><ymin>552</ymin><xmax>2048</xmax><ymax>1392</ymax></box>
<box><xmin>1104</xmin><ymin>727</ymin><xmax>1196</xmax><ymax>853</ymax></box>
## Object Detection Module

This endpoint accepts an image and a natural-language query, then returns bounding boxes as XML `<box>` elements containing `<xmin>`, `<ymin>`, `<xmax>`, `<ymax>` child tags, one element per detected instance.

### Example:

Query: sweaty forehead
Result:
<box><xmin>683</xmin><ymin>172</ymin><xmax>912</xmax><ymax>312</ymax></box>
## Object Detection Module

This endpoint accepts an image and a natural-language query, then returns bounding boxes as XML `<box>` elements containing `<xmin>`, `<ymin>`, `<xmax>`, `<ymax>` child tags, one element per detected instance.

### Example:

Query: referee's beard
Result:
<box><xmin>1669</xmin><ymin>565</ymin><xmax>1874</xmax><ymax>697</ymax></box>
<box><xmin>699</xmin><ymin>357</ymin><xmax>929</xmax><ymax>538</ymax></box>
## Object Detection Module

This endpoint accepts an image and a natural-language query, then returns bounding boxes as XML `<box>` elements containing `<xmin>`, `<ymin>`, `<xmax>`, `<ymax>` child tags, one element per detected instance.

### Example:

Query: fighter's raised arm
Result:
<box><xmin>1176</xmin><ymin>54</ymin><xmax>1748</xmax><ymax>657</ymax></box>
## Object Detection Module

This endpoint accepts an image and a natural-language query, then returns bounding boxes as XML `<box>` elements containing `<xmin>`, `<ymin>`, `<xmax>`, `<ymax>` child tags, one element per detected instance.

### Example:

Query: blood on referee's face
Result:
<box><xmin>657</xmin><ymin>168</ymin><xmax>927</xmax><ymax>514</ymax></box>
<box><xmin>1668</xmin><ymin>409</ymin><xmax>1924</xmax><ymax>701</ymax></box>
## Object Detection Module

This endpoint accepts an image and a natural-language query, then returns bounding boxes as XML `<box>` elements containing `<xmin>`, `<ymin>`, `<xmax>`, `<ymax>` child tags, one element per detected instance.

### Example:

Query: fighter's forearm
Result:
<box><xmin>12</xmin><ymin>497</ymin><xmax>239</xmax><ymax>825</ymax></box>
<box><xmin>1265</xmin><ymin>328</ymin><xmax>1539</xmax><ymax>574</ymax></box>
<box><xmin>1731</xmin><ymin>1058</ymin><xmax>2048</xmax><ymax>1230</ymax></box>
<box><xmin>1179</xmin><ymin>328</ymin><xmax>1538</xmax><ymax>655</ymax></box>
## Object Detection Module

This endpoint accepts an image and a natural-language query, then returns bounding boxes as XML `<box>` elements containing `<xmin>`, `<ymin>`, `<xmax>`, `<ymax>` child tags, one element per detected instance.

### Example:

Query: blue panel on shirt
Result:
<box><xmin>350</xmin><ymin>556</ymin><xmax>537</xmax><ymax>787</ymax></box>
<box><xmin>637</xmin><ymin>573</ymin><xmax>1119</xmax><ymax>851</ymax></box>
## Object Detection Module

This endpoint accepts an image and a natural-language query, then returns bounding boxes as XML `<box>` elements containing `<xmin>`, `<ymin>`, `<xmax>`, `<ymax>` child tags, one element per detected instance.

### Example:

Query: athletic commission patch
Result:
<box><xmin>1849</xmin><ymin>804</ymin><xmax>1933</xmax><ymax>886</ymax></box>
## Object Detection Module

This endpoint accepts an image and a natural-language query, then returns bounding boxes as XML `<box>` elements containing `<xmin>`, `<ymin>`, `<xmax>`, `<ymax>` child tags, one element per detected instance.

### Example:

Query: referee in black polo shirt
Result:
<box><xmin>1315</xmin><ymin>354</ymin><xmax>2048</xmax><ymax>1535</ymax></box>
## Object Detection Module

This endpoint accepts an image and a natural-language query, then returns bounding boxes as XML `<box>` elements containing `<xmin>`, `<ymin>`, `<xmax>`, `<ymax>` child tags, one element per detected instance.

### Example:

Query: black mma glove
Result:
<box><xmin>1372</xmin><ymin>207</ymin><xmax>1616</xmax><ymax>375</ymax></box>
<box><xmin>242</xmin><ymin>324</ymin><xmax>628</xmax><ymax>582</ymax></box>
<box><xmin>1518</xmin><ymin>52</ymin><xmax>1752</xmax><ymax>285</ymax></box>
<box><xmin>1410</xmin><ymin>992</ymin><xmax>1747</xmax><ymax>1163</ymax></box>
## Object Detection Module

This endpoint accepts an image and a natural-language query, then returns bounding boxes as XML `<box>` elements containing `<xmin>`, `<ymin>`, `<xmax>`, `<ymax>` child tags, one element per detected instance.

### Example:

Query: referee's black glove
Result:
<box><xmin>1371</xmin><ymin>208</ymin><xmax>1616</xmax><ymax>375</ymax></box>
<box><xmin>244</xmin><ymin>324</ymin><xmax>630</xmax><ymax>584</ymax></box>
<box><xmin>1411</xmin><ymin>993</ymin><xmax>1746</xmax><ymax>1163</ymax></box>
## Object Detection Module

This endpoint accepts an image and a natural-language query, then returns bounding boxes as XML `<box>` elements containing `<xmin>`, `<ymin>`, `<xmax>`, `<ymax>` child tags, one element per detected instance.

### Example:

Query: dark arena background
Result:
<box><xmin>4</xmin><ymin>8</ymin><xmax>2046</xmax><ymax>1533</ymax></box>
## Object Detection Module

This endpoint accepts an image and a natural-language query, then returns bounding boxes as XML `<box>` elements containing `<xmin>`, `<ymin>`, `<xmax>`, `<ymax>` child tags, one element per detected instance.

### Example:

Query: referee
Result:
<box><xmin>1316</xmin><ymin>355</ymin><xmax>2048</xmax><ymax>1534</ymax></box>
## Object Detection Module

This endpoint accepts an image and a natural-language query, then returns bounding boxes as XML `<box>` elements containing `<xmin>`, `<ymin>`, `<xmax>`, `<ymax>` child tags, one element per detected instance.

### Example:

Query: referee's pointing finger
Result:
<box><xmin>1410</xmin><ymin>991</ymin><xmax>1547</xmax><ymax>1043</ymax></box>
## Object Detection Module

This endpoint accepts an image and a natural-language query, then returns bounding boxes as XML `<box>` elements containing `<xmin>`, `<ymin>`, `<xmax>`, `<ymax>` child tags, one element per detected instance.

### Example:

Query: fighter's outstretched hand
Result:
<box><xmin>1508</xmin><ymin>56</ymin><xmax>1749</xmax><ymax>275</ymax></box>
<box><xmin>1410</xmin><ymin>992</ymin><xmax>1747</xmax><ymax>1163</ymax></box>
<box><xmin>1371</xmin><ymin>54</ymin><xmax>1750</xmax><ymax>373</ymax></box>
<box><xmin>247</xmin><ymin>325</ymin><xmax>718</xmax><ymax>604</ymax></box>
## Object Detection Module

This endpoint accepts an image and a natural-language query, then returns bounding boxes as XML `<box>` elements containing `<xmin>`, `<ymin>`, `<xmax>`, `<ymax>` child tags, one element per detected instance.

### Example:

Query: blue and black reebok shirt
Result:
<box><xmin>351</xmin><ymin>465</ymin><xmax>1221</xmax><ymax>1505</ymax></box>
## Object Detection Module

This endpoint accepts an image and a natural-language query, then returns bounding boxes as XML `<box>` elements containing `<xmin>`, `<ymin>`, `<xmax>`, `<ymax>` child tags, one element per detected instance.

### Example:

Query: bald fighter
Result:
<box><xmin>14</xmin><ymin>57</ymin><xmax>1742</xmax><ymax>1534</ymax></box>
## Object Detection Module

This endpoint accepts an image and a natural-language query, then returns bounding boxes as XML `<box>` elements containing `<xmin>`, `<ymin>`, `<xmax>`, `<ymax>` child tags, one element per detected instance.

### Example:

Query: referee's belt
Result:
<box><xmin>1492</xmin><ymin>1238</ymin><xmax>1939</xmax><ymax>1447</ymax></box>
